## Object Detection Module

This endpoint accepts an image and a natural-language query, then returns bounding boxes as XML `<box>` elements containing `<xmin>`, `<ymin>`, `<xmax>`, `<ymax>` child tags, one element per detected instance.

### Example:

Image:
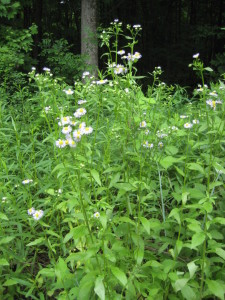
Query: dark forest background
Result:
<box><xmin>1</xmin><ymin>0</ymin><xmax>225</xmax><ymax>89</ymax></box>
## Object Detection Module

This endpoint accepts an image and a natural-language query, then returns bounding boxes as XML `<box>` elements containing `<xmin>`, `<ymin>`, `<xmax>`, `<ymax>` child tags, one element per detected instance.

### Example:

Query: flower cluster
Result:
<box><xmin>125</xmin><ymin>52</ymin><xmax>142</xmax><ymax>61</ymax></box>
<box><xmin>56</xmin><ymin>100</ymin><xmax>93</xmax><ymax>148</ymax></box>
<box><xmin>28</xmin><ymin>207</ymin><xmax>44</xmax><ymax>220</ymax></box>
<box><xmin>143</xmin><ymin>141</ymin><xmax>154</xmax><ymax>149</ymax></box>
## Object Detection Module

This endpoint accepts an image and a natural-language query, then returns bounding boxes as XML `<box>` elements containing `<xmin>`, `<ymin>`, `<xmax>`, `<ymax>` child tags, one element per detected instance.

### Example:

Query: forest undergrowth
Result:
<box><xmin>0</xmin><ymin>21</ymin><xmax>225</xmax><ymax>300</ymax></box>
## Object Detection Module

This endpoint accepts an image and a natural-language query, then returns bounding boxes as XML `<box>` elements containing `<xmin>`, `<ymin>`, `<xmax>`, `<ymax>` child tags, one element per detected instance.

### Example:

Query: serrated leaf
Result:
<box><xmin>111</xmin><ymin>267</ymin><xmax>127</xmax><ymax>287</ymax></box>
<box><xmin>91</xmin><ymin>169</ymin><xmax>101</xmax><ymax>186</ymax></box>
<box><xmin>94</xmin><ymin>276</ymin><xmax>105</xmax><ymax>300</ymax></box>
<box><xmin>26</xmin><ymin>237</ymin><xmax>45</xmax><ymax>247</ymax></box>
<box><xmin>191</xmin><ymin>232</ymin><xmax>205</xmax><ymax>248</ymax></box>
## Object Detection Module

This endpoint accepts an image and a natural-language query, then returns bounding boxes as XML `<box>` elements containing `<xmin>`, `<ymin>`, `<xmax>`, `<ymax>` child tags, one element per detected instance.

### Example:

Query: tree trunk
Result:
<box><xmin>81</xmin><ymin>0</ymin><xmax>98</xmax><ymax>75</ymax></box>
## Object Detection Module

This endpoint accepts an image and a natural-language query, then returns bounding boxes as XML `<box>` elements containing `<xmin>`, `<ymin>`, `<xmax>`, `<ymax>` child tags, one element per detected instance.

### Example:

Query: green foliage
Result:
<box><xmin>39</xmin><ymin>34</ymin><xmax>85</xmax><ymax>83</ymax></box>
<box><xmin>0</xmin><ymin>0</ymin><xmax>20</xmax><ymax>19</ymax></box>
<box><xmin>0</xmin><ymin>21</ymin><xmax>225</xmax><ymax>299</ymax></box>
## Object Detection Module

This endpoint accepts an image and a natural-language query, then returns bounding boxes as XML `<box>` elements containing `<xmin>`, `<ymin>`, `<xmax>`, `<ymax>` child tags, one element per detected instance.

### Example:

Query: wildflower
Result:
<box><xmin>82</xmin><ymin>71</ymin><xmax>90</xmax><ymax>77</ymax></box>
<box><xmin>93</xmin><ymin>212</ymin><xmax>100</xmax><ymax>218</ymax></box>
<box><xmin>28</xmin><ymin>207</ymin><xmax>35</xmax><ymax>215</ymax></box>
<box><xmin>44</xmin><ymin>106</ymin><xmax>51</xmax><ymax>113</ymax></box>
<box><xmin>78</xmin><ymin>99</ymin><xmax>87</xmax><ymax>105</ymax></box>
<box><xmin>157</xmin><ymin>132</ymin><xmax>168</xmax><ymax>138</ymax></box>
<box><xmin>133</xmin><ymin>24</ymin><xmax>141</xmax><ymax>28</ymax></box>
<box><xmin>70</xmin><ymin>120</ymin><xmax>78</xmax><ymax>126</ymax></box>
<box><xmin>82</xmin><ymin>126</ymin><xmax>93</xmax><ymax>135</ymax></box>
<box><xmin>114</xmin><ymin>19</ymin><xmax>119</xmax><ymax>23</ymax></box>
<box><xmin>64</xmin><ymin>88</ymin><xmax>74</xmax><ymax>95</ymax></box>
<box><xmin>58</xmin><ymin>116</ymin><xmax>71</xmax><ymax>126</ymax></box>
<box><xmin>43</xmin><ymin>67</ymin><xmax>50</xmax><ymax>72</ymax></box>
<box><xmin>68</xmin><ymin>139</ymin><xmax>77</xmax><ymax>148</ymax></box>
<box><xmin>117</xmin><ymin>50</ymin><xmax>125</xmax><ymax>55</ymax></box>
<box><xmin>171</xmin><ymin>126</ymin><xmax>178</xmax><ymax>131</ymax></box>
<box><xmin>140</xmin><ymin>121</ymin><xmax>147</xmax><ymax>128</ymax></box>
<box><xmin>133</xmin><ymin>52</ymin><xmax>142</xmax><ymax>60</ymax></box>
<box><xmin>57</xmin><ymin>189</ymin><xmax>62</xmax><ymax>194</ymax></box>
<box><xmin>143</xmin><ymin>141</ymin><xmax>154</xmax><ymax>149</ymax></box>
<box><xmin>62</xmin><ymin>126</ymin><xmax>72</xmax><ymax>135</ymax></box>
<box><xmin>33</xmin><ymin>210</ymin><xmax>44</xmax><ymax>220</ymax></box>
<box><xmin>192</xmin><ymin>119</ymin><xmax>199</xmax><ymax>124</ymax></box>
<box><xmin>145</xmin><ymin>129</ymin><xmax>149</xmax><ymax>135</ymax></box>
<box><xmin>206</xmin><ymin>99</ymin><xmax>222</xmax><ymax>110</ymax></box>
<box><xmin>184</xmin><ymin>123</ymin><xmax>193</xmax><ymax>129</ymax></box>
<box><xmin>114</xmin><ymin>64</ymin><xmax>127</xmax><ymax>75</ymax></box>
<box><xmin>56</xmin><ymin>139</ymin><xmax>66</xmax><ymax>148</ymax></box>
<box><xmin>22</xmin><ymin>179</ymin><xmax>33</xmax><ymax>184</ymax></box>
<box><xmin>78</xmin><ymin>122</ymin><xmax>86</xmax><ymax>130</ymax></box>
<box><xmin>180</xmin><ymin>115</ymin><xmax>188</xmax><ymax>119</ymax></box>
<box><xmin>73</xmin><ymin>130</ymin><xmax>83</xmax><ymax>142</ymax></box>
<box><xmin>125</xmin><ymin>88</ymin><xmax>129</xmax><ymax>93</ymax></box>
<box><xmin>193</xmin><ymin>53</ymin><xmax>199</xmax><ymax>58</ymax></box>
<box><xmin>96</xmin><ymin>79</ymin><xmax>108</xmax><ymax>85</ymax></box>
<box><xmin>2</xmin><ymin>197</ymin><xmax>7</xmax><ymax>202</ymax></box>
<box><xmin>31</xmin><ymin>67</ymin><xmax>36</xmax><ymax>71</ymax></box>
<box><xmin>209</xmin><ymin>91</ymin><xmax>218</xmax><ymax>97</ymax></box>
<box><xmin>158</xmin><ymin>142</ymin><xmax>164</xmax><ymax>148</ymax></box>
<box><xmin>74</xmin><ymin>108</ymin><xmax>87</xmax><ymax>118</ymax></box>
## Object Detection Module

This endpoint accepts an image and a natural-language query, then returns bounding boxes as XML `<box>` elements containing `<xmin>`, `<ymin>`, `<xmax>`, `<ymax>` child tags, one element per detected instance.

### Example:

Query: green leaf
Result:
<box><xmin>26</xmin><ymin>237</ymin><xmax>45</xmax><ymax>247</ymax></box>
<box><xmin>191</xmin><ymin>232</ymin><xmax>205</xmax><ymax>248</ymax></box>
<box><xmin>204</xmin><ymin>67</ymin><xmax>213</xmax><ymax>72</ymax></box>
<box><xmin>187</xmin><ymin>261</ymin><xmax>198</xmax><ymax>278</ymax></box>
<box><xmin>0</xmin><ymin>236</ymin><xmax>15</xmax><ymax>245</ymax></box>
<box><xmin>111</xmin><ymin>267</ymin><xmax>127</xmax><ymax>287</ymax></box>
<box><xmin>91</xmin><ymin>169</ymin><xmax>101</xmax><ymax>186</ymax></box>
<box><xmin>0</xmin><ymin>212</ymin><xmax>8</xmax><ymax>220</ymax></box>
<box><xmin>38</xmin><ymin>268</ymin><xmax>55</xmax><ymax>278</ymax></box>
<box><xmin>109</xmin><ymin>172</ymin><xmax>120</xmax><ymax>188</ymax></box>
<box><xmin>3</xmin><ymin>279</ymin><xmax>18</xmax><ymax>286</ymax></box>
<box><xmin>187</xmin><ymin>163</ymin><xmax>204</xmax><ymax>174</ymax></box>
<box><xmin>181</xmin><ymin>285</ymin><xmax>197</xmax><ymax>300</ymax></box>
<box><xmin>160</xmin><ymin>156</ymin><xmax>177</xmax><ymax>169</ymax></box>
<box><xmin>215</xmin><ymin>248</ymin><xmax>225</xmax><ymax>260</ymax></box>
<box><xmin>134</xmin><ymin>239</ymin><xmax>144</xmax><ymax>265</ymax></box>
<box><xmin>63</xmin><ymin>225</ymin><xmax>87</xmax><ymax>243</ymax></box>
<box><xmin>174</xmin><ymin>278</ymin><xmax>189</xmax><ymax>292</ymax></box>
<box><xmin>140</xmin><ymin>217</ymin><xmax>150</xmax><ymax>234</ymax></box>
<box><xmin>78</xmin><ymin>272</ymin><xmax>95</xmax><ymax>300</ymax></box>
<box><xmin>206</xmin><ymin>279</ymin><xmax>224</xmax><ymax>300</ymax></box>
<box><xmin>0</xmin><ymin>258</ymin><xmax>9</xmax><ymax>266</ymax></box>
<box><xmin>168</xmin><ymin>208</ymin><xmax>181</xmax><ymax>224</ymax></box>
<box><xmin>94</xmin><ymin>276</ymin><xmax>105</xmax><ymax>300</ymax></box>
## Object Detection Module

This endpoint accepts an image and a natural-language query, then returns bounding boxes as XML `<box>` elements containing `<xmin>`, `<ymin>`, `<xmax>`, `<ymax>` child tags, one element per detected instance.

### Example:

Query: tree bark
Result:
<box><xmin>81</xmin><ymin>0</ymin><xmax>98</xmax><ymax>74</ymax></box>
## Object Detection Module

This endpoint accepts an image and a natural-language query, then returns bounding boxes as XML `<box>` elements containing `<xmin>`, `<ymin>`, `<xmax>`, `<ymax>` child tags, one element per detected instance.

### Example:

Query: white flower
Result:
<box><xmin>22</xmin><ymin>179</ymin><xmax>33</xmax><ymax>185</ymax></box>
<box><xmin>193</xmin><ymin>53</ymin><xmax>199</xmax><ymax>58</ymax></box>
<box><xmin>133</xmin><ymin>52</ymin><xmax>142</xmax><ymax>60</ymax></box>
<box><xmin>133</xmin><ymin>24</ymin><xmax>141</xmax><ymax>28</ymax></box>
<box><xmin>62</xmin><ymin>126</ymin><xmax>72</xmax><ymax>135</ymax></box>
<box><xmin>33</xmin><ymin>210</ymin><xmax>44</xmax><ymax>220</ymax></box>
<box><xmin>117</xmin><ymin>50</ymin><xmax>125</xmax><ymax>55</ymax></box>
<box><xmin>82</xmin><ymin>126</ymin><xmax>93</xmax><ymax>135</ymax></box>
<box><xmin>74</xmin><ymin>108</ymin><xmax>87</xmax><ymax>118</ymax></box>
<box><xmin>114</xmin><ymin>64</ymin><xmax>127</xmax><ymax>75</ymax></box>
<box><xmin>171</xmin><ymin>126</ymin><xmax>178</xmax><ymax>131</ymax></box>
<box><xmin>2</xmin><ymin>197</ymin><xmax>7</xmax><ymax>202</ymax></box>
<box><xmin>43</xmin><ymin>67</ymin><xmax>50</xmax><ymax>72</ymax></box>
<box><xmin>180</xmin><ymin>115</ymin><xmax>188</xmax><ymax>119</ymax></box>
<box><xmin>44</xmin><ymin>106</ymin><xmax>51</xmax><ymax>113</ymax></box>
<box><xmin>192</xmin><ymin>119</ymin><xmax>199</xmax><ymax>124</ymax></box>
<box><xmin>145</xmin><ymin>129</ymin><xmax>149</xmax><ymax>135</ymax></box>
<box><xmin>209</xmin><ymin>91</ymin><xmax>218</xmax><ymax>97</ymax></box>
<box><xmin>140</xmin><ymin>121</ymin><xmax>147</xmax><ymax>128</ymax></box>
<box><xmin>28</xmin><ymin>207</ymin><xmax>35</xmax><ymax>215</ymax></box>
<box><xmin>93</xmin><ymin>212</ymin><xmax>100</xmax><ymax>218</ymax></box>
<box><xmin>184</xmin><ymin>123</ymin><xmax>193</xmax><ymax>129</ymax></box>
<box><xmin>58</xmin><ymin>116</ymin><xmax>71</xmax><ymax>126</ymax></box>
<box><xmin>143</xmin><ymin>141</ymin><xmax>153</xmax><ymax>149</ymax></box>
<box><xmin>64</xmin><ymin>88</ymin><xmax>74</xmax><ymax>95</ymax></box>
<box><xmin>57</xmin><ymin>189</ymin><xmax>62</xmax><ymax>194</ymax></box>
<box><xmin>70</xmin><ymin>120</ymin><xmax>78</xmax><ymax>126</ymax></box>
<box><xmin>158</xmin><ymin>142</ymin><xmax>164</xmax><ymax>148</ymax></box>
<box><xmin>114</xmin><ymin>19</ymin><xmax>119</xmax><ymax>23</ymax></box>
<box><xmin>56</xmin><ymin>139</ymin><xmax>66</xmax><ymax>148</ymax></box>
<box><xmin>206</xmin><ymin>99</ymin><xmax>222</xmax><ymax>110</ymax></box>
<box><xmin>31</xmin><ymin>67</ymin><xmax>36</xmax><ymax>71</ymax></box>
<box><xmin>68</xmin><ymin>139</ymin><xmax>77</xmax><ymax>148</ymax></box>
<box><xmin>73</xmin><ymin>130</ymin><xmax>83</xmax><ymax>141</ymax></box>
<box><xmin>96</xmin><ymin>79</ymin><xmax>108</xmax><ymax>85</ymax></box>
<box><xmin>78</xmin><ymin>122</ymin><xmax>86</xmax><ymax>130</ymax></box>
<box><xmin>125</xmin><ymin>88</ymin><xmax>129</xmax><ymax>93</ymax></box>
<box><xmin>82</xmin><ymin>71</ymin><xmax>90</xmax><ymax>77</ymax></box>
<box><xmin>78</xmin><ymin>99</ymin><xmax>87</xmax><ymax>105</ymax></box>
